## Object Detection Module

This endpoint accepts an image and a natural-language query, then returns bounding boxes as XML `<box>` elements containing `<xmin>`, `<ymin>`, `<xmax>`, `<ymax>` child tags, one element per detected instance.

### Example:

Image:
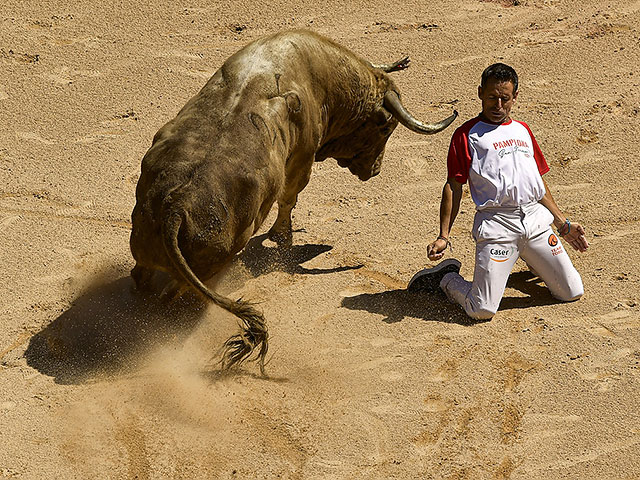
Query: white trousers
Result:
<box><xmin>441</xmin><ymin>202</ymin><xmax>584</xmax><ymax>320</ymax></box>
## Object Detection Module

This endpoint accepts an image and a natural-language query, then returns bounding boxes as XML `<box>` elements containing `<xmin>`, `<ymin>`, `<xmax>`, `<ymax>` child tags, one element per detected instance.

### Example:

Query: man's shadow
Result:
<box><xmin>500</xmin><ymin>270</ymin><xmax>564</xmax><ymax>309</ymax></box>
<box><xmin>25</xmin><ymin>235</ymin><xmax>359</xmax><ymax>385</ymax></box>
<box><xmin>340</xmin><ymin>270</ymin><xmax>562</xmax><ymax>325</ymax></box>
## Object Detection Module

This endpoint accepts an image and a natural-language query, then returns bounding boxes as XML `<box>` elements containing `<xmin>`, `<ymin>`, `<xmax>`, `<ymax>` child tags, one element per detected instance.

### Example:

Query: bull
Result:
<box><xmin>129</xmin><ymin>30</ymin><xmax>456</xmax><ymax>374</ymax></box>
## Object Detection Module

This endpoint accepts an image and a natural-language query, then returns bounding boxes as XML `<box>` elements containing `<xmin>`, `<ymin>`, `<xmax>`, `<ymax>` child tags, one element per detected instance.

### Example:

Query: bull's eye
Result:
<box><xmin>374</xmin><ymin>108</ymin><xmax>392</xmax><ymax>126</ymax></box>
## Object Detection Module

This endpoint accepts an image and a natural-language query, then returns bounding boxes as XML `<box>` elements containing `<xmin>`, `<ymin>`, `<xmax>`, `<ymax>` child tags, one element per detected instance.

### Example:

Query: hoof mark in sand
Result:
<box><xmin>17</xmin><ymin>131</ymin><xmax>55</xmax><ymax>144</ymax></box>
<box><xmin>504</xmin><ymin>352</ymin><xmax>537</xmax><ymax>392</ymax></box>
<box><xmin>501</xmin><ymin>401</ymin><xmax>523</xmax><ymax>444</ymax></box>
<box><xmin>428</xmin><ymin>359</ymin><xmax>457</xmax><ymax>382</ymax></box>
<box><xmin>115</xmin><ymin>414</ymin><xmax>151</xmax><ymax>480</ymax></box>
<box><xmin>577</xmin><ymin>129</ymin><xmax>599</xmax><ymax>144</ymax></box>
<box><xmin>0</xmin><ymin>214</ymin><xmax>20</xmax><ymax>228</ymax></box>
<box><xmin>357</xmin><ymin>268</ymin><xmax>406</xmax><ymax>290</ymax></box>
<box><xmin>526</xmin><ymin>435</ymin><xmax>640</xmax><ymax>473</ymax></box>
<box><xmin>173</xmin><ymin>66</ymin><xmax>213</xmax><ymax>80</ymax></box>
<box><xmin>355</xmin><ymin>355</ymin><xmax>399</xmax><ymax>371</ymax></box>
<box><xmin>0</xmin><ymin>331</ymin><xmax>34</xmax><ymax>362</ymax></box>
<box><xmin>155</xmin><ymin>49</ymin><xmax>205</xmax><ymax>60</ymax></box>
<box><xmin>339</xmin><ymin>283</ymin><xmax>380</xmax><ymax>297</ymax></box>
<box><xmin>593</xmin><ymin>226</ymin><xmax>640</xmax><ymax>242</ymax></box>
<box><xmin>423</xmin><ymin>394</ymin><xmax>451</xmax><ymax>413</ymax></box>
<box><xmin>0</xmin><ymin>205</ymin><xmax>131</xmax><ymax>230</ymax></box>
<box><xmin>514</xmin><ymin>30</ymin><xmax>579</xmax><ymax>47</ymax></box>
<box><xmin>440</xmin><ymin>54</ymin><xmax>483</xmax><ymax>67</ymax></box>
<box><xmin>495</xmin><ymin>456</ymin><xmax>519</xmax><ymax>480</ymax></box>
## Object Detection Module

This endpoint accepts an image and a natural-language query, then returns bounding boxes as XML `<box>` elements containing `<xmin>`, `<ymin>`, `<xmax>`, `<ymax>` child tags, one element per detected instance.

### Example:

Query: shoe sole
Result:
<box><xmin>407</xmin><ymin>259</ymin><xmax>461</xmax><ymax>292</ymax></box>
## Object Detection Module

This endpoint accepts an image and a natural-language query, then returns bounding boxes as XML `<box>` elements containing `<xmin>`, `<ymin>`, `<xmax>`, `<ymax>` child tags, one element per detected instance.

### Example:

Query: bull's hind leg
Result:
<box><xmin>131</xmin><ymin>264</ymin><xmax>155</xmax><ymax>292</ymax></box>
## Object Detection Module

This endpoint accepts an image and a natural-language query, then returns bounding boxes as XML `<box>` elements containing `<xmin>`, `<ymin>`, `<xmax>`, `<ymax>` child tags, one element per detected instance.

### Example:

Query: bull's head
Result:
<box><xmin>331</xmin><ymin>91</ymin><xmax>457</xmax><ymax>181</ymax></box>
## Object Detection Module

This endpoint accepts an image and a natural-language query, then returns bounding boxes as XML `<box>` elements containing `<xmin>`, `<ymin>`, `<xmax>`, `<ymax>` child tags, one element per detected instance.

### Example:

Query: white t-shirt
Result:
<box><xmin>447</xmin><ymin>116</ymin><xmax>550</xmax><ymax>210</ymax></box>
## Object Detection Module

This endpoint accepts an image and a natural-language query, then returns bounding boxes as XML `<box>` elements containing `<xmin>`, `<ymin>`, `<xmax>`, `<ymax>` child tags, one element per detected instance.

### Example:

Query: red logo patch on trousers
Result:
<box><xmin>548</xmin><ymin>233</ymin><xmax>558</xmax><ymax>247</ymax></box>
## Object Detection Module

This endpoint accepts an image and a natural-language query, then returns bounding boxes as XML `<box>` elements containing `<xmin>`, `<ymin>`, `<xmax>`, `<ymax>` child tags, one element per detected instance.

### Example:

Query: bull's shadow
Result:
<box><xmin>341</xmin><ymin>271</ymin><xmax>562</xmax><ymax>324</ymax></box>
<box><xmin>238</xmin><ymin>232</ymin><xmax>362</xmax><ymax>276</ymax></box>
<box><xmin>25</xmin><ymin>235</ymin><xmax>356</xmax><ymax>384</ymax></box>
<box><xmin>24</xmin><ymin>274</ymin><xmax>208</xmax><ymax>385</ymax></box>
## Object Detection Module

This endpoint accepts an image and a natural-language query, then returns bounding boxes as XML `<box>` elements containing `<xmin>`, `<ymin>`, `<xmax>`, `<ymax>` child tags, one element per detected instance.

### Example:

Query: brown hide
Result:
<box><xmin>129</xmin><ymin>29</ymin><xmax>454</xmax><ymax>372</ymax></box>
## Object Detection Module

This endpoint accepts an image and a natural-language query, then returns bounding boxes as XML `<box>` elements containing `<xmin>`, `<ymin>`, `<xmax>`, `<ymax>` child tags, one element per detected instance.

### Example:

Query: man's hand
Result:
<box><xmin>427</xmin><ymin>237</ymin><xmax>449</xmax><ymax>261</ymax></box>
<box><xmin>562</xmin><ymin>221</ymin><xmax>589</xmax><ymax>252</ymax></box>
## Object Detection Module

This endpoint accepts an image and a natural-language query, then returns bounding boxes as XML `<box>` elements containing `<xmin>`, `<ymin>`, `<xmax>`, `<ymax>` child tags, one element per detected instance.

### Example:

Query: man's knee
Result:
<box><xmin>552</xmin><ymin>279</ymin><xmax>584</xmax><ymax>303</ymax></box>
<box><xmin>554</xmin><ymin>288</ymin><xmax>583</xmax><ymax>303</ymax></box>
<box><xmin>465</xmin><ymin>302</ymin><xmax>496</xmax><ymax>321</ymax></box>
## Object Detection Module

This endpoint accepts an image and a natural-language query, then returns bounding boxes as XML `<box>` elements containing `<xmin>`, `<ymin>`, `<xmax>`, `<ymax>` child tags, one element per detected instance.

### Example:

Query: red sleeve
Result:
<box><xmin>520</xmin><ymin>121</ymin><xmax>549</xmax><ymax>176</ymax></box>
<box><xmin>446</xmin><ymin>124</ymin><xmax>472</xmax><ymax>184</ymax></box>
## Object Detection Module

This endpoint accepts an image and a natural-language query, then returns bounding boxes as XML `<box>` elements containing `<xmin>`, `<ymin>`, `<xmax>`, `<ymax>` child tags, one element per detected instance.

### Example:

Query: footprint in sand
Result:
<box><xmin>43</xmin><ymin>65</ymin><xmax>102</xmax><ymax>85</ymax></box>
<box><xmin>154</xmin><ymin>49</ymin><xmax>205</xmax><ymax>60</ymax></box>
<box><xmin>589</xmin><ymin>308</ymin><xmax>640</xmax><ymax>338</ymax></box>
<box><xmin>339</xmin><ymin>282</ymin><xmax>380</xmax><ymax>297</ymax></box>
<box><xmin>423</xmin><ymin>394</ymin><xmax>451</xmax><ymax>413</ymax></box>
<box><xmin>428</xmin><ymin>358</ymin><xmax>457</xmax><ymax>382</ymax></box>
<box><xmin>504</xmin><ymin>352</ymin><xmax>538</xmax><ymax>392</ymax></box>
<box><xmin>577</xmin><ymin>128</ymin><xmax>599</xmax><ymax>144</ymax></box>
<box><xmin>172</xmin><ymin>66</ymin><xmax>213</xmax><ymax>80</ymax></box>
<box><xmin>524</xmin><ymin>413</ymin><xmax>582</xmax><ymax>441</ymax></box>
<box><xmin>514</xmin><ymin>28</ymin><xmax>580</xmax><ymax>48</ymax></box>
<box><xmin>16</xmin><ymin>131</ymin><xmax>55</xmax><ymax>145</ymax></box>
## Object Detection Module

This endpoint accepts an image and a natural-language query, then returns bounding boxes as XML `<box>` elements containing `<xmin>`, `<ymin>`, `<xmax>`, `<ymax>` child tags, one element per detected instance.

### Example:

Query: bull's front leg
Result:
<box><xmin>267</xmin><ymin>197</ymin><xmax>296</xmax><ymax>247</ymax></box>
<box><xmin>267</xmin><ymin>157</ymin><xmax>313</xmax><ymax>248</ymax></box>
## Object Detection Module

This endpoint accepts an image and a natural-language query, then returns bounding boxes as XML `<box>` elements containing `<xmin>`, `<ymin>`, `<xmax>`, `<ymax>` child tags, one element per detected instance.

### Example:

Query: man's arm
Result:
<box><xmin>427</xmin><ymin>178</ymin><xmax>463</xmax><ymax>261</ymax></box>
<box><xmin>539</xmin><ymin>178</ymin><xmax>589</xmax><ymax>252</ymax></box>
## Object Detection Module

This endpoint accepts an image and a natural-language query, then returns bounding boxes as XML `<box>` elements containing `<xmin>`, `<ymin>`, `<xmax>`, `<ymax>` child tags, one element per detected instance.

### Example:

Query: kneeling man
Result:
<box><xmin>409</xmin><ymin>63</ymin><xmax>588</xmax><ymax>320</ymax></box>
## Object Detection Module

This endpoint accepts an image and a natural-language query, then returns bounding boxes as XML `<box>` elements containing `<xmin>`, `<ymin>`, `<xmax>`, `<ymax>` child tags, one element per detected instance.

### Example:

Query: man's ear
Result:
<box><xmin>478</xmin><ymin>85</ymin><xmax>483</xmax><ymax>99</ymax></box>
<box><xmin>513</xmin><ymin>89</ymin><xmax>519</xmax><ymax>102</ymax></box>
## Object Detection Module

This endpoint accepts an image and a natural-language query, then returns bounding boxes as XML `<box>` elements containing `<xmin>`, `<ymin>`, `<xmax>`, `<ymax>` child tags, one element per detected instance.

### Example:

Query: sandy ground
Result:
<box><xmin>1</xmin><ymin>0</ymin><xmax>640</xmax><ymax>478</ymax></box>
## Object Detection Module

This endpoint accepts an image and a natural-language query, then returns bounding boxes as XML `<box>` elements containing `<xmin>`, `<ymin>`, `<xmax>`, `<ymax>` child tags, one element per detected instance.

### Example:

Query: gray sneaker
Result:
<box><xmin>407</xmin><ymin>259</ymin><xmax>461</xmax><ymax>293</ymax></box>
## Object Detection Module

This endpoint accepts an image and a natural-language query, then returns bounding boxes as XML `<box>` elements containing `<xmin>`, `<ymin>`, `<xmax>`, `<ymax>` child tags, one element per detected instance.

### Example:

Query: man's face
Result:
<box><xmin>478</xmin><ymin>78</ymin><xmax>518</xmax><ymax>124</ymax></box>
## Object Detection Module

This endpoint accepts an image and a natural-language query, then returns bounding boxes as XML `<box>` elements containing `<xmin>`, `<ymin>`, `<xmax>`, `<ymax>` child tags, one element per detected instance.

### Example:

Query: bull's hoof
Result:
<box><xmin>131</xmin><ymin>265</ymin><xmax>154</xmax><ymax>292</ymax></box>
<box><xmin>267</xmin><ymin>228</ymin><xmax>293</xmax><ymax>248</ymax></box>
<box><xmin>159</xmin><ymin>279</ymin><xmax>188</xmax><ymax>302</ymax></box>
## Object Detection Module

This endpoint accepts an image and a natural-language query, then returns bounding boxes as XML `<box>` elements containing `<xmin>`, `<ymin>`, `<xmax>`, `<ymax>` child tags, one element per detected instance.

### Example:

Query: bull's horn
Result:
<box><xmin>384</xmin><ymin>91</ymin><xmax>458</xmax><ymax>135</ymax></box>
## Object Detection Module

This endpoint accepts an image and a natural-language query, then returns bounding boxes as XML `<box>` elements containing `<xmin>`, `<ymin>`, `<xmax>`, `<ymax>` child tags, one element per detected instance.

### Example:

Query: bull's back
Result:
<box><xmin>131</xmin><ymin>104</ymin><xmax>284</xmax><ymax>280</ymax></box>
<box><xmin>132</xmin><ymin>29</ymin><xmax>372</xmax><ymax>280</ymax></box>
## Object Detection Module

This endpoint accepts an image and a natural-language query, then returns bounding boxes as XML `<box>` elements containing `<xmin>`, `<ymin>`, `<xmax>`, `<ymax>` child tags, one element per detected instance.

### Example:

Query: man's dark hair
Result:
<box><xmin>481</xmin><ymin>63</ymin><xmax>518</xmax><ymax>92</ymax></box>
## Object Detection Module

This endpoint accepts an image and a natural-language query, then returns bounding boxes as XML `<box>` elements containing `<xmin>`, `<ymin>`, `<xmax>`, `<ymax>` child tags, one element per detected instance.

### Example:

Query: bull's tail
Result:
<box><xmin>162</xmin><ymin>212</ymin><xmax>268</xmax><ymax>374</ymax></box>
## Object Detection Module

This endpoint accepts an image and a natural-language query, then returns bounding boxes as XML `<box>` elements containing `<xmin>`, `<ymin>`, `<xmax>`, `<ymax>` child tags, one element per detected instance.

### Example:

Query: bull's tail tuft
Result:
<box><xmin>162</xmin><ymin>212</ymin><xmax>269</xmax><ymax>374</ymax></box>
<box><xmin>220</xmin><ymin>298</ymin><xmax>269</xmax><ymax>375</ymax></box>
